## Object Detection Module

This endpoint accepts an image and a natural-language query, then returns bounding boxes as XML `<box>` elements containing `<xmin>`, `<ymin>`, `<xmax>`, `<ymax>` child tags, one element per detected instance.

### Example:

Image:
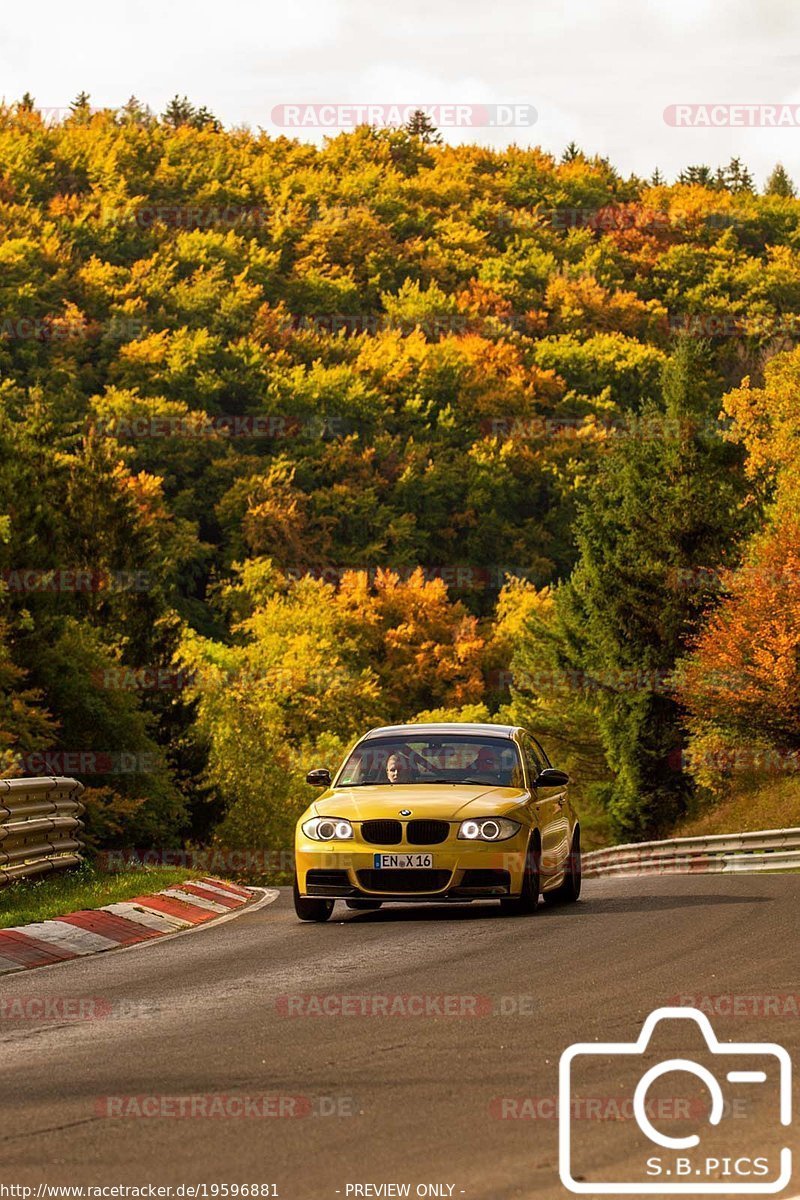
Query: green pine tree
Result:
<box><xmin>162</xmin><ymin>96</ymin><xmax>219</xmax><ymax>131</ymax></box>
<box><xmin>679</xmin><ymin>164</ymin><xmax>715</xmax><ymax>188</ymax></box>
<box><xmin>119</xmin><ymin>95</ymin><xmax>152</xmax><ymax>125</ymax></box>
<box><xmin>405</xmin><ymin>109</ymin><xmax>442</xmax><ymax>144</ymax></box>
<box><xmin>552</xmin><ymin>339</ymin><xmax>753</xmax><ymax>839</ymax></box>
<box><xmin>724</xmin><ymin>156</ymin><xmax>754</xmax><ymax>193</ymax></box>
<box><xmin>765</xmin><ymin>163</ymin><xmax>796</xmax><ymax>197</ymax></box>
<box><xmin>192</xmin><ymin>105</ymin><xmax>221</xmax><ymax>132</ymax></box>
<box><xmin>162</xmin><ymin>95</ymin><xmax>196</xmax><ymax>127</ymax></box>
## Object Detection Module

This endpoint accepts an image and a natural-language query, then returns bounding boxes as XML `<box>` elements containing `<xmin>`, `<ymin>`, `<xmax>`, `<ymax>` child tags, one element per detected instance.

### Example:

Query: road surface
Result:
<box><xmin>0</xmin><ymin>875</ymin><xmax>797</xmax><ymax>1199</ymax></box>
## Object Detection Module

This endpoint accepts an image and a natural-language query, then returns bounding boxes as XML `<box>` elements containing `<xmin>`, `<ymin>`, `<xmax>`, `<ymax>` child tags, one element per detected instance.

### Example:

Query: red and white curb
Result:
<box><xmin>0</xmin><ymin>878</ymin><xmax>265</xmax><ymax>974</ymax></box>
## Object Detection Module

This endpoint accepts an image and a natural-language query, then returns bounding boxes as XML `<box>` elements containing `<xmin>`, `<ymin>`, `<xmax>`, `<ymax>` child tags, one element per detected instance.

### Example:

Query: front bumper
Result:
<box><xmin>295</xmin><ymin>836</ymin><xmax>529</xmax><ymax>901</ymax></box>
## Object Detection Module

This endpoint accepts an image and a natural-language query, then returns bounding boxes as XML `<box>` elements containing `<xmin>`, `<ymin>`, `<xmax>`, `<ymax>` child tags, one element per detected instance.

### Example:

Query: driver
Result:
<box><xmin>386</xmin><ymin>751</ymin><xmax>411</xmax><ymax>783</ymax></box>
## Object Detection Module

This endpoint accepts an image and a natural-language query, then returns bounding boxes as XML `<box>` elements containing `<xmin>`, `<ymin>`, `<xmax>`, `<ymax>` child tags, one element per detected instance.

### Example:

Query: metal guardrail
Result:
<box><xmin>0</xmin><ymin>776</ymin><xmax>84</xmax><ymax>886</ymax></box>
<box><xmin>583</xmin><ymin>827</ymin><xmax>800</xmax><ymax>878</ymax></box>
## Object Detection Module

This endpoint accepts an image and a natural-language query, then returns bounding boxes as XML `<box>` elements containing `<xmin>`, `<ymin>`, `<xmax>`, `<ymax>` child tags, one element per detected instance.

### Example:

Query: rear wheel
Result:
<box><xmin>500</xmin><ymin>837</ymin><xmax>540</xmax><ymax>915</ymax></box>
<box><xmin>293</xmin><ymin>877</ymin><xmax>334</xmax><ymax>922</ymax></box>
<box><xmin>345</xmin><ymin>899</ymin><xmax>382</xmax><ymax>910</ymax></box>
<box><xmin>543</xmin><ymin>828</ymin><xmax>582</xmax><ymax>906</ymax></box>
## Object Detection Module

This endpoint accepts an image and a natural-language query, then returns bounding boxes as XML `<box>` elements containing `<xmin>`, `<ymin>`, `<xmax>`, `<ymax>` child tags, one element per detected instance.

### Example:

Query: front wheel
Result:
<box><xmin>543</xmin><ymin>830</ymin><xmax>582</xmax><ymax>906</ymax></box>
<box><xmin>293</xmin><ymin>877</ymin><xmax>334</xmax><ymax>922</ymax></box>
<box><xmin>500</xmin><ymin>838</ymin><xmax>540</xmax><ymax>915</ymax></box>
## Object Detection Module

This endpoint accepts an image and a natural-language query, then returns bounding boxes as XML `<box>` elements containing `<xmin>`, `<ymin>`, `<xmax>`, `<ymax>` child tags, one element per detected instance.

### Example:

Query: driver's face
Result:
<box><xmin>386</xmin><ymin>754</ymin><xmax>406</xmax><ymax>783</ymax></box>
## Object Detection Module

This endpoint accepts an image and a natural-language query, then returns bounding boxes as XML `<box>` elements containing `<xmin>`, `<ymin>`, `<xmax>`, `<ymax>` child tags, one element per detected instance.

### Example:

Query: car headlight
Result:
<box><xmin>457</xmin><ymin>817</ymin><xmax>520</xmax><ymax>842</ymax></box>
<box><xmin>301</xmin><ymin>816</ymin><xmax>354</xmax><ymax>841</ymax></box>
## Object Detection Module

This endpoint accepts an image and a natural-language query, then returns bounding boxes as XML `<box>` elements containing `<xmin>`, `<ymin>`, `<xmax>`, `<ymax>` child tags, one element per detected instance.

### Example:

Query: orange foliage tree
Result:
<box><xmin>675</xmin><ymin>347</ymin><xmax>800</xmax><ymax>787</ymax></box>
<box><xmin>674</xmin><ymin>512</ymin><xmax>800</xmax><ymax>752</ymax></box>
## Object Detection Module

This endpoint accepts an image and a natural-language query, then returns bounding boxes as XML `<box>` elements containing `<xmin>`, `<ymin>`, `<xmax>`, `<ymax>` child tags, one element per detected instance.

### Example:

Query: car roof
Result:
<box><xmin>360</xmin><ymin>723</ymin><xmax>519</xmax><ymax>740</ymax></box>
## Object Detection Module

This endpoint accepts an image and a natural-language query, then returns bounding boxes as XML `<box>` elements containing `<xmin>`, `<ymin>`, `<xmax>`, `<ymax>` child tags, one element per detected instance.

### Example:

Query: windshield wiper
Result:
<box><xmin>407</xmin><ymin>778</ymin><xmax>498</xmax><ymax>785</ymax></box>
<box><xmin>337</xmin><ymin>781</ymin><xmax>439</xmax><ymax>787</ymax></box>
<box><xmin>337</xmin><ymin>778</ymin><xmax>499</xmax><ymax>786</ymax></box>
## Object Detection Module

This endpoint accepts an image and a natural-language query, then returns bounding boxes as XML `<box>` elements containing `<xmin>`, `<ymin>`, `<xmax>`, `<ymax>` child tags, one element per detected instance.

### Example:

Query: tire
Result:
<box><xmin>543</xmin><ymin>829</ymin><xmax>582</xmax><ymax>906</ymax></box>
<box><xmin>500</xmin><ymin>837</ymin><xmax>540</xmax><ymax>915</ymax></box>
<box><xmin>293</xmin><ymin>877</ymin><xmax>334</xmax><ymax>922</ymax></box>
<box><xmin>345</xmin><ymin>899</ymin><xmax>383</xmax><ymax>910</ymax></box>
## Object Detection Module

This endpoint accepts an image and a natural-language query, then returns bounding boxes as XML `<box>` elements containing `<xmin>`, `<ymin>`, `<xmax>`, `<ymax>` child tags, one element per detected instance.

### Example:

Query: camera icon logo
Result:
<box><xmin>559</xmin><ymin>1006</ymin><xmax>792</xmax><ymax>1194</ymax></box>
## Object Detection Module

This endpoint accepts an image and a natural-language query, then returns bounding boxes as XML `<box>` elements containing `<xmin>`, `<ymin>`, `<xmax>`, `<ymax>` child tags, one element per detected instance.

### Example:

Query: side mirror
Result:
<box><xmin>534</xmin><ymin>767</ymin><xmax>569</xmax><ymax>788</ymax></box>
<box><xmin>306</xmin><ymin>768</ymin><xmax>332</xmax><ymax>788</ymax></box>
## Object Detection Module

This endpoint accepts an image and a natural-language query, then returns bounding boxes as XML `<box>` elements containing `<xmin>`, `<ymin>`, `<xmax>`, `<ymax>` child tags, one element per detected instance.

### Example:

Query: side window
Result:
<box><xmin>519</xmin><ymin>734</ymin><xmax>543</xmax><ymax>785</ymax></box>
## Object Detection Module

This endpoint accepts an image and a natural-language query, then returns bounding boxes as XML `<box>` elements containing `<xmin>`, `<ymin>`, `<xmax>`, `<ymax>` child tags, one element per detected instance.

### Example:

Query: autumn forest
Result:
<box><xmin>1</xmin><ymin>95</ymin><xmax>799</xmax><ymax>864</ymax></box>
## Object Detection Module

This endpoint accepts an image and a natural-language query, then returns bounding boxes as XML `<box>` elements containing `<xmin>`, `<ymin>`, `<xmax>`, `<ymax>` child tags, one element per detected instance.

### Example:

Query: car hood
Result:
<box><xmin>312</xmin><ymin>784</ymin><xmax>528</xmax><ymax>821</ymax></box>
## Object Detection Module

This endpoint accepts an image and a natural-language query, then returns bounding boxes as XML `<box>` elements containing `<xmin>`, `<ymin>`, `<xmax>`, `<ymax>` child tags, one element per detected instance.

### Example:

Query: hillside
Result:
<box><xmin>1</xmin><ymin>100</ymin><xmax>799</xmax><ymax>857</ymax></box>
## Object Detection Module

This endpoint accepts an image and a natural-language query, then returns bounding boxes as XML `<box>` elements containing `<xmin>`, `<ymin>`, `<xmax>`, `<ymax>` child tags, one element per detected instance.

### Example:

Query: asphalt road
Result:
<box><xmin>0</xmin><ymin>875</ymin><xmax>798</xmax><ymax>1200</ymax></box>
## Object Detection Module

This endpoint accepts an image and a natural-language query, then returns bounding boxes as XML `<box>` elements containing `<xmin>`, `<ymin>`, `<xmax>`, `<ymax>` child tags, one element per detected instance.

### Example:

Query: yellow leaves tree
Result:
<box><xmin>722</xmin><ymin>347</ymin><xmax>800</xmax><ymax>505</ymax></box>
<box><xmin>546</xmin><ymin>274</ymin><xmax>667</xmax><ymax>340</ymax></box>
<box><xmin>338</xmin><ymin>567</ymin><xmax>485</xmax><ymax>718</ymax></box>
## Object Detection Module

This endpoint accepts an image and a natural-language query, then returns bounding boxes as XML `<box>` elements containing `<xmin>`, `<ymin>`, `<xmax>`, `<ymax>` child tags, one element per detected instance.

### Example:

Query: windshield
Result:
<box><xmin>336</xmin><ymin>734</ymin><xmax>523</xmax><ymax>788</ymax></box>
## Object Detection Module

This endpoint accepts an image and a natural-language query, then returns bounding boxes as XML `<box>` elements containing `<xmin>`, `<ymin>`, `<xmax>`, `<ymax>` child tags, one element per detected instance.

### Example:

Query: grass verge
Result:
<box><xmin>0</xmin><ymin>861</ymin><xmax>207</xmax><ymax>929</ymax></box>
<box><xmin>675</xmin><ymin>775</ymin><xmax>800</xmax><ymax>838</ymax></box>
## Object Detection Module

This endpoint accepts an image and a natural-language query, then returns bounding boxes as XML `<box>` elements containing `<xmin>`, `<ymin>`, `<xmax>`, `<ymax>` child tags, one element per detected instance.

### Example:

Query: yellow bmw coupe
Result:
<box><xmin>293</xmin><ymin>722</ymin><xmax>580</xmax><ymax>922</ymax></box>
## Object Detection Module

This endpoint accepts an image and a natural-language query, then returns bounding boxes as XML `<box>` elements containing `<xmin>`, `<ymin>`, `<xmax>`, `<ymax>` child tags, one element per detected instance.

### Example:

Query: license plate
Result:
<box><xmin>373</xmin><ymin>853</ymin><xmax>433</xmax><ymax>869</ymax></box>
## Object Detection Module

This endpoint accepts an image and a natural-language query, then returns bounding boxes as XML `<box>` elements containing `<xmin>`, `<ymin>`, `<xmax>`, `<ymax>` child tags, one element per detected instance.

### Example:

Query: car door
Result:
<box><xmin>520</xmin><ymin>733</ymin><xmax>569</xmax><ymax>882</ymax></box>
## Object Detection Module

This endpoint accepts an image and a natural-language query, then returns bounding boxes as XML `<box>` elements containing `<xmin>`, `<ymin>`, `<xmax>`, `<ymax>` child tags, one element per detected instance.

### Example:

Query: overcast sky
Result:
<box><xmin>2</xmin><ymin>0</ymin><xmax>799</xmax><ymax>184</ymax></box>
